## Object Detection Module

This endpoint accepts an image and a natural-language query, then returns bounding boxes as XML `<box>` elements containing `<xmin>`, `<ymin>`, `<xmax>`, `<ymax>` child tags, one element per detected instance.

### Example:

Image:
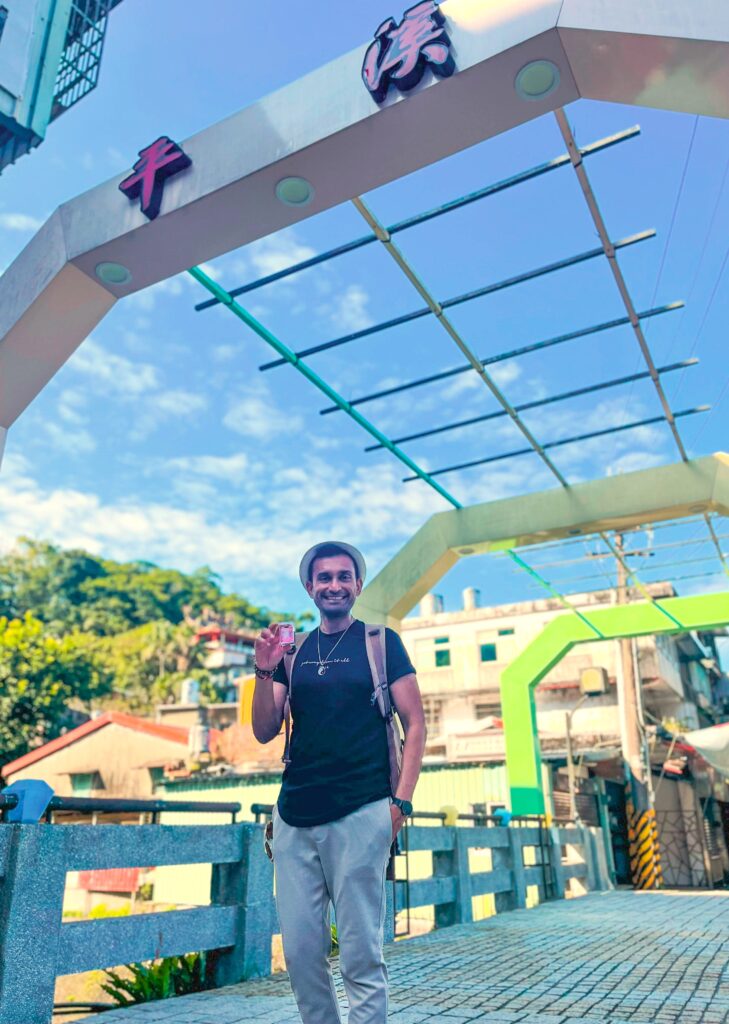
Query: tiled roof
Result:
<box><xmin>2</xmin><ymin>711</ymin><xmax>190</xmax><ymax>777</ymax></box>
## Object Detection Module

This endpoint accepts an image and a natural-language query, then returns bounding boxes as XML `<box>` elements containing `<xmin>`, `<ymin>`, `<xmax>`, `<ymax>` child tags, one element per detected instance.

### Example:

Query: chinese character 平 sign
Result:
<box><xmin>362</xmin><ymin>1</ymin><xmax>455</xmax><ymax>104</ymax></box>
<box><xmin>119</xmin><ymin>136</ymin><xmax>191</xmax><ymax>221</ymax></box>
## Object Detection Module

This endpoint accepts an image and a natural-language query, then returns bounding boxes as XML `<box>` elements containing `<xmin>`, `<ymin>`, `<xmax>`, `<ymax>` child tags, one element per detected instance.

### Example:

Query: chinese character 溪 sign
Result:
<box><xmin>362</xmin><ymin>1</ymin><xmax>455</xmax><ymax>104</ymax></box>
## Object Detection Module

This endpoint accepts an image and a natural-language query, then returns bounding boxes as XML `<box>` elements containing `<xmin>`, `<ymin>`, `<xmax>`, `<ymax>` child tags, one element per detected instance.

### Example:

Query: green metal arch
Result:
<box><xmin>500</xmin><ymin>591</ymin><xmax>729</xmax><ymax>815</ymax></box>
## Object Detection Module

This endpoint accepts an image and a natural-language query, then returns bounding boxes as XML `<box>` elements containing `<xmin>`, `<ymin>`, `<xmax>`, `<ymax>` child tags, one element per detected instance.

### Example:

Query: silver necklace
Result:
<box><xmin>316</xmin><ymin>618</ymin><xmax>354</xmax><ymax>676</ymax></box>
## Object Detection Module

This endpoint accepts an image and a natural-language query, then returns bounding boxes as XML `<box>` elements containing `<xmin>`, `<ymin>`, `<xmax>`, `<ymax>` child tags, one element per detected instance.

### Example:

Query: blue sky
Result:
<box><xmin>0</xmin><ymin>0</ymin><xmax>728</xmax><ymax>619</ymax></box>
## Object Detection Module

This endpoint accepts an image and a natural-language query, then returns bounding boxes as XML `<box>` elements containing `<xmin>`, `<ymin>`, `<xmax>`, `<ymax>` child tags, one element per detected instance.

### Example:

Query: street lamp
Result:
<box><xmin>565</xmin><ymin>667</ymin><xmax>609</xmax><ymax>821</ymax></box>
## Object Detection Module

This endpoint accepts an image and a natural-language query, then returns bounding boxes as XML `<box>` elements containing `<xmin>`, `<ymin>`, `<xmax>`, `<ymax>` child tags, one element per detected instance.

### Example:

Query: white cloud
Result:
<box><xmin>164</xmin><ymin>453</ymin><xmax>249</xmax><ymax>479</ymax></box>
<box><xmin>491</xmin><ymin>361</ymin><xmax>522</xmax><ymax>389</ymax></box>
<box><xmin>0</xmin><ymin>451</ymin><xmax>32</xmax><ymax>479</ymax></box>
<box><xmin>64</xmin><ymin>339</ymin><xmax>207</xmax><ymax>441</ymax></box>
<box><xmin>606</xmin><ymin>451</ymin><xmax>667</xmax><ymax>476</ymax></box>
<box><xmin>57</xmin><ymin>389</ymin><xmax>87</xmax><ymax>426</ymax></box>
<box><xmin>0</xmin><ymin>213</ymin><xmax>43</xmax><ymax>232</ymax></box>
<box><xmin>247</xmin><ymin>234</ymin><xmax>317</xmax><ymax>279</ymax></box>
<box><xmin>321</xmin><ymin>284</ymin><xmax>373</xmax><ymax>334</ymax></box>
<box><xmin>128</xmin><ymin>275</ymin><xmax>185</xmax><ymax>312</ymax></box>
<box><xmin>42</xmin><ymin>421</ymin><xmax>97</xmax><ymax>456</ymax></box>
<box><xmin>196</xmin><ymin>262</ymin><xmax>221</xmax><ymax>281</ymax></box>
<box><xmin>69</xmin><ymin>338</ymin><xmax>159</xmax><ymax>396</ymax></box>
<box><xmin>129</xmin><ymin>389</ymin><xmax>208</xmax><ymax>441</ymax></box>
<box><xmin>212</xmin><ymin>344</ymin><xmax>237</xmax><ymax>362</ymax></box>
<box><xmin>0</xmin><ymin>453</ymin><xmax>445</xmax><ymax>596</ymax></box>
<box><xmin>223</xmin><ymin>383</ymin><xmax>303</xmax><ymax>440</ymax></box>
<box><xmin>155</xmin><ymin>390</ymin><xmax>207</xmax><ymax>417</ymax></box>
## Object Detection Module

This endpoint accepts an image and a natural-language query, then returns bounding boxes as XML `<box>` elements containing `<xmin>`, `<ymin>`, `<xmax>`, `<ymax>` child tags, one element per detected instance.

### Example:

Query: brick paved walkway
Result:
<box><xmin>91</xmin><ymin>890</ymin><xmax>729</xmax><ymax>1023</ymax></box>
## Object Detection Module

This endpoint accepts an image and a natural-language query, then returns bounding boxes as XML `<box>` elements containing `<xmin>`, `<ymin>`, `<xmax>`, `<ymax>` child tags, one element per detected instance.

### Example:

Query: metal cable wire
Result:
<box><xmin>619</xmin><ymin>115</ymin><xmax>699</xmax><ymax>429</ymax></box>
<box><xmin>665</xmin><ymin>143</ymin><xmax>729</xmax><ymax>375</ymax></box>
<box><xmin>554</xmin><ymin>108</ymin><xmax>727</xmax><ymax>589</ymax></box>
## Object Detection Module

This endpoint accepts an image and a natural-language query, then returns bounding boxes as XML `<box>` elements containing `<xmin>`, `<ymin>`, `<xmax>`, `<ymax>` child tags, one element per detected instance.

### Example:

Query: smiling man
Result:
<box><xmin>252</xmin><ymin>540</ymin><xmax>426</xmax><ymax>1024</ymax></box>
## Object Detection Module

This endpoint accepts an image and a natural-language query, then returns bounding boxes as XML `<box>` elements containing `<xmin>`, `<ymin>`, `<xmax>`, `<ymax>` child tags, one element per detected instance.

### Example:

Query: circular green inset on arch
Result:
<box><xmin>275</xmin><ymin>176</ymin><xmax>315</xmax><ymax>207</ymax></box>
<box><xmin>95</xmin><ymin>261</ymin><xmax>132</xmax><ymax>286</ymax></box>
<box><xmin>515</xmin><ymin>60</ymin><xmax>560</xmax><ymax>101</ymax></box>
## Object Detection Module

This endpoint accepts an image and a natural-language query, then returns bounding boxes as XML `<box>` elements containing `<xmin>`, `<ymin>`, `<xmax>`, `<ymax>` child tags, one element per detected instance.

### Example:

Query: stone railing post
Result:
<box><xmin>493</xmin><ymin>828</ymin><xmax>527</xmax><ymax>912</ymax></box>
<box><xmin>211</xmin><ymin>822</ymin><xmax>275</xmax><ymax>985</ymax></box>
<box><xmin>547</xmin><ymin>826</ymin><xmax>567</xmax><ymax>899</ymax></box>
<box><xmin>433</xmin><ymin>826</ymin><xmax>472</xmax><ymax>927</ymax></box>
<box><xmin>432</xmin><ymin>828</ymin><xmax>455</xmax><ymax>929</ymax></box>
<box><xmin>578</xmin><ymin>823</ymin><xmax>597</xmax><ymax>891</ymax></box>
<box><xmin>452</xmin><ymin>828</ymin><xmax>473</xmax><ymax>924</ymax></box>
<box><xmin>0</xmin><ymin>825</ymin><xmax>67</xmax><ymax>1024</ymax></box>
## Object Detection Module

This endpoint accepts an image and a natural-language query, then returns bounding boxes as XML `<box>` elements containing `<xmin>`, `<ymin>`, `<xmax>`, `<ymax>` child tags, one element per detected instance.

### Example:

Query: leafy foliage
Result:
<box><xmin>0</xmin><ymin>538</ymin><xmax>279</xmax><ymax>636</ymax></box>
<box><xmin>0</xmin><ymin>612</ymin><xmax>111</xmax><ymax>762</ymax></box>
<box><xmin>0</xmin><ymin>537</ymin><xmax>310</xmax><ymax>754</ymax></box>
<box><xmin>101</xmin><ymin>952</ymin><xmax>214</xmax><ymax>1005</ymax></box>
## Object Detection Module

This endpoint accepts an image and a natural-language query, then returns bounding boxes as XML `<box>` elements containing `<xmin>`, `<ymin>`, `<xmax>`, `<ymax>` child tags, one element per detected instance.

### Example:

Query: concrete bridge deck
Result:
<box><xmin>87</xmin><ymin>890</ymin><xmax>729</xmax><ymax>1023</ymax></box>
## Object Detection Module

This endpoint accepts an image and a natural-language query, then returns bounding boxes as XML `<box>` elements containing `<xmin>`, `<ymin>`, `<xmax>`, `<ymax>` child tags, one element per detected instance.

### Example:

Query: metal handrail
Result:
<box><xmin>250</xmin><ymin>803</ymin><xmax>546</xmax><ymax>827</ymax></box>
<box><xmin>0</xmin><ymin>793</ymin><xmax>241</xmax><ymax>823</ymax></box>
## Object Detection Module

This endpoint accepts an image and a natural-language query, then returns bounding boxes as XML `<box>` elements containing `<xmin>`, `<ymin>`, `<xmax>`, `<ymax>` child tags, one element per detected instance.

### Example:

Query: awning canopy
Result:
<box><xmin>682</xmin><ymin>723</ymin><xmax>729</xmax><ymax>776</ymax></box>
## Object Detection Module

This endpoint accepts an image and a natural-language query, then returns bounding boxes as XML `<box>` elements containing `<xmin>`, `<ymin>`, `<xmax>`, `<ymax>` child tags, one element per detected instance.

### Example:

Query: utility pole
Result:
<box><xmin>615</xmin><ymin>534</ymin><xmax>662</xmax><ymax>889</ymax></box>
<box><xmin>565</xmin><ymin>695</ymin><xmax>588</xmax><ymax>821</ymax></box>
<box><xmin>615</xmin><ymin>534</ymin><xmax>644</xmax><ymax>784</ymax></box>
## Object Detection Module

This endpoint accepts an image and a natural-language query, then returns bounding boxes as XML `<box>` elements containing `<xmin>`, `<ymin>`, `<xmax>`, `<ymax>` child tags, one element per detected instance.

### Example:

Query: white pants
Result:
<box><xmin>273</xmin><ymin>797</ymin><xmax>393</xmax><ymax>1024</ymax></box>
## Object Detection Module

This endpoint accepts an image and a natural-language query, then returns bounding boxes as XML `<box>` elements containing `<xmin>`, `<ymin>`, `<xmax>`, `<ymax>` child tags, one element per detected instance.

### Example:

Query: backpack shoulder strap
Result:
<box><xmin>281</xmin><ymin>631</ymin><xmax>309</xmax><ymax>766</ymax></box>
<box><xmin>364</xmin><ymin>624</ymin><xmax>396</xmax><ymax>719</ymax></box>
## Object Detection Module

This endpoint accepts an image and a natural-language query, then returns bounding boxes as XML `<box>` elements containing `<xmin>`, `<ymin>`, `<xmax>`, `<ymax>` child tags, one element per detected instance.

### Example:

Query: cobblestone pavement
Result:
<box><xmin>90</xmin><ymin>890</ymin><xmax>729</xmax><ymax>1023</ymax></box>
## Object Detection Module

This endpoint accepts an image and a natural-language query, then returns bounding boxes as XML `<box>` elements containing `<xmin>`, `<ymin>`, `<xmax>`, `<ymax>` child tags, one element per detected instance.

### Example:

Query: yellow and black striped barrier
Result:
<box><xmin>626</xmin><ymin>792</ymin><xmax>663</xmax><ymax>890</ymax></box>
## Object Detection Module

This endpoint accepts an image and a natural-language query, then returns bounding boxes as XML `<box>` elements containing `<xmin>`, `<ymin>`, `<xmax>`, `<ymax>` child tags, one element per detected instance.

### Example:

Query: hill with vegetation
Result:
<box><xmin>0</xmin><ymin>538</ymin><xmax>307</xmax><ymax>764</ymax></box>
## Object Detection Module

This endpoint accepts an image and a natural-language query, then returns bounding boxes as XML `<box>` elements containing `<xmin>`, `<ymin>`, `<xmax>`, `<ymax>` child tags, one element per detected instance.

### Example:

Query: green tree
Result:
<box><xmin>0</xmin><ymin>613</ymin><xmax>112</xmax><ymax>762</ymax></box>
<box><xmin>0</xmin><ymin>539</ymin><xmax>105</xmax><ymax>632</ymax></box>
<box><xmin>0</xmin><ymin>538</ymin><xmax>302</xmax><ymax>638</ymax></box>
<box><xmin>0</xmin><ymin>538</ymin><xmax>309</xmax><ymax>717</ymax></box>
<box><xmin>95</xmin><ymin>620</ymin><xmax>212</xmax><ymax>714</ymax></box>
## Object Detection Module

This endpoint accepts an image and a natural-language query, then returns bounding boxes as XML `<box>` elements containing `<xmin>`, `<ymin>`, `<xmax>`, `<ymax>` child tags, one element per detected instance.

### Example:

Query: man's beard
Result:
<box><xmin>318</xmin><ymin>595</ymin><xmax>354</xmax><ymax>619</ymax></box>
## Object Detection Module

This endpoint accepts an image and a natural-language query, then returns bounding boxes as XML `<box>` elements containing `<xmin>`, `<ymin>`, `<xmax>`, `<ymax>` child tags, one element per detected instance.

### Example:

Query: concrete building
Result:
<box><xmin>400</xmin><ymin>583</ymin><xmax>727</xmax><ymax>766</ymax></box>
<box><xmin>155</xmin><ymin>624</ymin><xmax>255</xmax><ymax>730</ymax></box>
<box><xmin>0</xmin><ymin>0</ymin><xmax>126</xmax><ymax>172</ymax></box>
<box><xmin>400</xmin><ymin>584</ymin><xmax>729</xmax><ymax>886</ymax></box>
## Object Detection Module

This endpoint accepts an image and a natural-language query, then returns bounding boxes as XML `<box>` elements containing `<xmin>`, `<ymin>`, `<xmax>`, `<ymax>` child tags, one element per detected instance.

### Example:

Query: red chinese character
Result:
<box><xmin>119</xmin><ymin>136</ymin><xmax>191</xmax><ymax>220</ymax></box>
<box><xmin>362</xmin><ymin>1</ymin><xmax>455</xmax><ymax>103</ymax></box>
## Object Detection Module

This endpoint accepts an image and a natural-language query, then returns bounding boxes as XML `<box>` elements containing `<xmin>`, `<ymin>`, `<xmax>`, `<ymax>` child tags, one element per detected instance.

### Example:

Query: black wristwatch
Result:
<box><xmin>392</xmin><ymin>797</ymin><xmax>413</xmax><ymax>817</ymax></box>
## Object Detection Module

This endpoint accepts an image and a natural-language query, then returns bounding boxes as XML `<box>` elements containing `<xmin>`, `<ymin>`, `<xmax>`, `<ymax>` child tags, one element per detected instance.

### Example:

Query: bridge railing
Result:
<box><xmin>390</xmin><ymin>820</ymin><xmax>610</xmax><ymax>931</ymax></box>
<box><xmin>0</xmin><ymin>814</ymin><xmax>610</xmax><ymax>1024</ymax></box>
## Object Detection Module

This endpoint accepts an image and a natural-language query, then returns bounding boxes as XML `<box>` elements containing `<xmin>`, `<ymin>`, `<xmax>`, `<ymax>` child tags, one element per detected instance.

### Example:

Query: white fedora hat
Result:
<box><xmin>299</xmin><ymin>541</ymin><xmax>366</xmax><ymax>588</ymax></box>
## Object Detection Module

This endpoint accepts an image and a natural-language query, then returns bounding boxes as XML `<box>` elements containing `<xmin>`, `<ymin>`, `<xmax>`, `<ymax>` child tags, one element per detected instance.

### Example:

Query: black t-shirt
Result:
<box><xmin>272</xmin><ymin>619</ymin><xmax>415</xmax><ymax>827</ymax></box>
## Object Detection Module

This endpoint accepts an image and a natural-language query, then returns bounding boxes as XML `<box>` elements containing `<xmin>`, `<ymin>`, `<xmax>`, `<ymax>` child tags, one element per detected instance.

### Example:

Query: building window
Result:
<box><xmin>434</xmin><ymin>636</ymin><xmax>450</xmax><ymax>668</ymax></box>
<box><xmin>422</xmin><ymin>698</ymin><xmax>443</xmax><ymax>734</ymax></box>
<box><xmin>498</xmin><ymin>628</ymin><xmax>514</xmax><ymax>636</ymax></box>
<box><xmin>480</xmin><ymin>643</ymin><xmax>497</xmax><ymax>662</ymax></box>
<box><xmin>475</xmin><ymin>702</ymin><xmax>498</xmax><ymax>720</ymax></box>
<box><xmin>70</xmin><ymin>771</ymin><xmax>103</xmax><ymax>794</ymax></box>
<box><xmin>148</xmin><ymin>767</ymin><xmax>165</xmax><ymax>787</ymax></box>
